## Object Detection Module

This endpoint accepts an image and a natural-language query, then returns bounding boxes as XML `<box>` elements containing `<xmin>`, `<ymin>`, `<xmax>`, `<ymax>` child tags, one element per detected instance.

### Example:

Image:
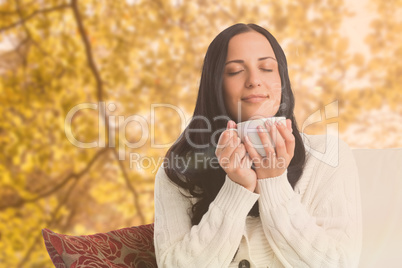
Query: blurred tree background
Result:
<box><xmin>0</xmin><ymin>0</ymin><xmax>401</xmax><ymax>266</ymax></box>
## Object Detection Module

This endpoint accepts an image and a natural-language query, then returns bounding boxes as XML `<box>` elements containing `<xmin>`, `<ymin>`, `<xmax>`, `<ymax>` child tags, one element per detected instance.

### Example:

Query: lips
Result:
<box><xmin>241</xmin><ymin>94</ymin><xmax>269</xmax><ymax>103</ymax></box>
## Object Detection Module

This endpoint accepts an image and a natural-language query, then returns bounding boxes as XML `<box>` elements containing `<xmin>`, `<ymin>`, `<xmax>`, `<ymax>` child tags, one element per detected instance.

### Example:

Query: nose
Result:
<box><xmin>245</xmin><ymin>69</ymin><xmax>261</xmax><ymax>88</ymax></box>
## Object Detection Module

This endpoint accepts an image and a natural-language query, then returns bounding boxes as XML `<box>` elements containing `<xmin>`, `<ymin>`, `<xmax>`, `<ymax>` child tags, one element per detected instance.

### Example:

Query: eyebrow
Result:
<box><xmin>225</xmin><ymin>56</ymin><xmax>277</xmax><ymax>65</ymax></box>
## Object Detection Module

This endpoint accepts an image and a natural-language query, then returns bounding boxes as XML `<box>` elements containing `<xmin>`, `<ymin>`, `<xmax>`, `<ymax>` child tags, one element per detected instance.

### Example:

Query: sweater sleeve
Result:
<box><xmin>154</xmin><ymin>167</ymin><xmax>259</xmax><ymax>268</ymax></box>
<box><xmin>257</xmin><ymin>137</ymin><xmax>362</xmax><ymax>268</ymax></box>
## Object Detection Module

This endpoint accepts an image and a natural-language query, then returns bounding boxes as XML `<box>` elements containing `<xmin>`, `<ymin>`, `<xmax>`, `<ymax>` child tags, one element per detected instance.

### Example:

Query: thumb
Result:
<box><xmin>227</xmin><ymin>120</ymin><xmax>237</xmax><ymax>129</ymax></box>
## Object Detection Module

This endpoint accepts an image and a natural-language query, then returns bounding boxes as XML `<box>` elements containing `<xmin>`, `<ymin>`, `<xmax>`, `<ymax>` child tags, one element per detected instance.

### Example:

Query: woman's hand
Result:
<box><xmin>244</xmin><ymin>119</ymin><xmax>295</xmax><ymax>179</ymax></box>
<box><xmin>215</xmin><ymin>120</ymin><xmax>257</xmax><ymax>192</ymax></box>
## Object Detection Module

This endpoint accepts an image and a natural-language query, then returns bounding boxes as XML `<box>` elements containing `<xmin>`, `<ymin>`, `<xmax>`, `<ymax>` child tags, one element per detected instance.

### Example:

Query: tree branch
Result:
<box><xmin>0</xmin><ymin>4</ymin><xmax>70</xmax><ymax>33</ymax></box>
<box><xmin>14</xmin><ymin>0</ymin><xmax>59</xmax><ymax>63</ymax></box>
<box><xmin>70</xmin><ymin>0</ymin><xmax>104</xmax><ymax>103</ymax></box>
<box><xmin>71</xmin><ymin>0</ymin><xmax>110</xmax><ymax>152</ymax></box>
<box><xmin>17</xmin><ymin>175</ymin><xmax>80</xmax><ymax>266</ymax></box>
<box><xmin>0</xmin><ymin>148</ymin><xmax>110</xmax><ymax>211</ymax></box>
<box><xmin>112</xmin><ymin>148</ymin><xmax>146</xmax><ymax>224</ymax></box>
<box><xmin>0</xmin><ymin>11</ymin><xmax>18</xmax><ymax>16</ymax></box>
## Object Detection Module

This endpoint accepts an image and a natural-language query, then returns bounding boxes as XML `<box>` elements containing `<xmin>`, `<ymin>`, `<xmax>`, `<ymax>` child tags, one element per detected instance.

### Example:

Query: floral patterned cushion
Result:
<box><xmin>42</xmin><ymin>223</ymin><xmax>157</xmax><ymax>268</ymax></box>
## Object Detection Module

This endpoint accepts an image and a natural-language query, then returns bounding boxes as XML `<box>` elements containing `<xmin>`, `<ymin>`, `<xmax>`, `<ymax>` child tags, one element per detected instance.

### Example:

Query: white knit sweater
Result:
<box><xmin>154</xmin><ymin>134</ymin><xmax>362</xmax><ymax>267</ymax></box>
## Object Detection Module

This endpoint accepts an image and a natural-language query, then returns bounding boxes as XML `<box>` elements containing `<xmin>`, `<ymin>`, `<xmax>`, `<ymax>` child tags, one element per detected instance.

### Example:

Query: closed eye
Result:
<box><xmin>261</xmin><ymin>68</ymin><xmax>273</xmax><ymax>72</ymax></box>
<box><xmin>227</xmin><ymin>70</ymin><xmax>243</xmax><ymax>76</ymax></box>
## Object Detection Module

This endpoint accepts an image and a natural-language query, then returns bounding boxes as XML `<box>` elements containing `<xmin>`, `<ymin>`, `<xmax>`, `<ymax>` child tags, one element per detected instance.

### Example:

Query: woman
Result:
<box><xmin>154</xmin><ymin>23</ymin><xmax>362</xmax><ymax>267</ymax></box>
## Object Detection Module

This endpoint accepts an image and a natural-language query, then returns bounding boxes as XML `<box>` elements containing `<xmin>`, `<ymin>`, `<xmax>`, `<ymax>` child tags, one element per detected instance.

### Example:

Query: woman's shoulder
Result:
<box><xmin>155</xmin><ymin>165</ymin><xmax>167</xmax><ymax>179</ymax></box>
<box><xmin>155</xmin><ymin>165</ymin><xmax>196</xmax><ymax>198</ymax></box>
<box><xmin>155</xmin><ymin>165</ymin><xmax>180</xmax><ymax>190</ymax></box>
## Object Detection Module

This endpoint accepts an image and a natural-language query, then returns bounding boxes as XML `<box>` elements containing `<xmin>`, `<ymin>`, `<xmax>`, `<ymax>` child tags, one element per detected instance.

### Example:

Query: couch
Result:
<box><xmin>42</xmin><ymin>148</ymin><xmax>402</xmax><ymax>267</ymax></box>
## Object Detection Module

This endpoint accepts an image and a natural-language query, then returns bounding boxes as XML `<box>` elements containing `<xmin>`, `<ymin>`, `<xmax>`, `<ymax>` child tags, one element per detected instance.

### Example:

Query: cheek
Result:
<box><xmin>223</xmin><ymin>85</ymin><xmax>243</xmax><ymax>118</ymax></box>
<box><xmin>223</xmin><ymin>80</ymin><xmax>241</xmax><ymax>100</ymax></box>
<box><xmin>222</xmin><ymin>85</ymin><xmax>235</xmax><ymax>112</ymax></box>
<box><xmin>268</xmin><ymin>75</ymin><xmax>282</xmax><ymax>100</ymax></box>
<box><xmin>267</xmin><ymin>73</ymin><xmax>281</xmax><ymax>90</ymax></box>
<box><xmin>272</xmin><ymin>85</ymin><xmax>282</xmax><ymax>101</ymax></box>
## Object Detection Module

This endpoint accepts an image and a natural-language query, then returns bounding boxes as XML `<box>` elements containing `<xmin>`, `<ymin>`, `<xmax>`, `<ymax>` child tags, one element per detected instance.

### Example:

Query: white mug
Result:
<box><xmin>232</xmin><ymin>117</ymin><xmax>286</xmax><ymax>156</ymax></box>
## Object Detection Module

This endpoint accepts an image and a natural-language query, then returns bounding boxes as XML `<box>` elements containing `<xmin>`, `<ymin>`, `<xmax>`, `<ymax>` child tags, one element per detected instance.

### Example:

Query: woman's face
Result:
<box><xmin>223</xmin><ymin>31</ymin><xmax>282</xmax><ymax>122</ymax></box>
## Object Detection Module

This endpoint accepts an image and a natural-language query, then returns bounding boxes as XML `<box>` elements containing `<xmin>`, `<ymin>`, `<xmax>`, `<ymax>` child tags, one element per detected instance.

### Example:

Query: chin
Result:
<box><xmin>243</xmin><ymin>112</ymin><xmax>278</xmax><ymax>122</ymax></box>
<box><xmin>242</xmin><ymin>107</ymin><xmax>278</xmax><ymax>120</ymax></box>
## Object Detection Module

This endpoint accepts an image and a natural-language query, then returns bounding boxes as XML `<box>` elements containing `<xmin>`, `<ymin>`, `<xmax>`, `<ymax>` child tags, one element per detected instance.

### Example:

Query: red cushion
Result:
<box><xmin>42</xmin><ymin>224</ymin><xmax>157</xmax><ymax>268</ymax></box>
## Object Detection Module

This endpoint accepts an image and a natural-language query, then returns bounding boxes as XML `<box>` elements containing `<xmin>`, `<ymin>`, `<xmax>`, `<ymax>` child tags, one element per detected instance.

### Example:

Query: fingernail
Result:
<box><xmin>257</xmin><ymin>126</ymin><xmax>264</xmax><ymax>133</ymax></box>
<box><xmin>264</xmin><ymin>121</ymin><xmax>271</xmax><ymax>131</ymax></box>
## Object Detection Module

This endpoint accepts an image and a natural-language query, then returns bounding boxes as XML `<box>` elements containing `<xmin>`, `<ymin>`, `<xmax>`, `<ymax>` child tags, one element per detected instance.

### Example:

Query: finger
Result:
<box><xmin>215</xmin><ymin>131</ymin><xmax>232</xmax><ymax>156</ymax></box>
<box><xmin>229</xmin><ymin>142</ymin><xmax>246</xmax><ymax>168</ymax></box>
<box><xmin>258</xmin><ymin>123</ymin><xmax>276</xmax><ymax>157</ymax></box>
<box><xmin>216</xmin><ymin>121</ymin><xmax>238</xmax><ymax>155</ymax></box>
<box><xmin>225</xmin><ymin>120</ymin><xmax>239</xmax><ymax>147</ymax></box>
<box><xmin>241</xmin><ymin>153</ymin><xmax>253</xmax><ymax>170</ymax></box>
<box><xmin>276</xmin><ymin>120</ymin><xmax>295</xmax><ymax>157</ymax></box>
<box><xmin>229</xmin><ymin>120</ymin><xmax>237</xmax><ymax>130</ymax></box>
<box><xmin>243</xmin><ymin>135</ymin><xmax>262</xmax><ymax>167</ymax></box>
<box><xmin>227</xmin><ymin>121</ymin><xmax>239</xmax><ymax>146</ymax></box>
<box><xmin>272</xmin><ymin>121</ymin><xmax>287</xmax><ymax>158</ymax></box>
<box><xmin>216</xmin><ymin>121</ymin><xmax>232</xmax><ymax>149</ymax></box>
<box><xmin>286</xmin><ymin>119</ymin><xmax>293</xmax><ymax>133</ymax></box>
<box><xmin>219</xmin><ymin>137</ymin><xmax>241</xmax><ymax>167</ymax></box>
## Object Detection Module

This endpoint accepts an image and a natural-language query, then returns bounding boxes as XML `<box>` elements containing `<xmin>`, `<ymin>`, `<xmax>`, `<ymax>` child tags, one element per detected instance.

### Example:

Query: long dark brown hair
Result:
<box><xmin>162</xmin><ymin>23</ymin><xmax>305</xmax><ymax>225</ymax></box>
